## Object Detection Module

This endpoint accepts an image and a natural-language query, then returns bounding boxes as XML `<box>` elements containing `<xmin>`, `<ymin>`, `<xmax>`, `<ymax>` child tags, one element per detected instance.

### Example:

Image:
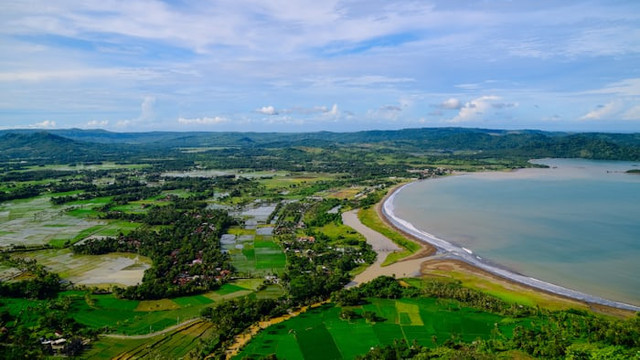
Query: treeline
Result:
<box><xmin>0</xmin><ymin>257</ymin><xmax>61</xmax><ymax>299</ymax></box>
<box><xmin>74</xmin><ymin>208</ymin><xmax>234</xmax><ymax>299</ymax></box>
<box><xmin>50</xmin><ymin>179</ymin><xmax>160</xmax><ymax>205</ymax></box>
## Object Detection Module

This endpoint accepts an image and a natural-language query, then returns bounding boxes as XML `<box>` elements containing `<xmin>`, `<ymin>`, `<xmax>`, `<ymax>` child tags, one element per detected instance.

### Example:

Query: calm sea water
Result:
<box><xmin>393</xmin><ymin>159</ymin><xmax>640</xmax><ymax>306</ymax></box>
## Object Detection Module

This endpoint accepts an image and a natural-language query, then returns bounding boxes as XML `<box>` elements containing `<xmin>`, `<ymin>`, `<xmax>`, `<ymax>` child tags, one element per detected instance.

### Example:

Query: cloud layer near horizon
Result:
<box><xmin>1</xmin><ymin>0</ymin><xmax>639</xmax><ymax>132</ymax></box>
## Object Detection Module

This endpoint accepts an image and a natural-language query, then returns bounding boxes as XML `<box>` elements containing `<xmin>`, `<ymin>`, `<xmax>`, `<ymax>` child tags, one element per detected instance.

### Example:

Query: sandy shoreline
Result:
<box><xmin>382</xmin><ymin>180</ymin><xmax>640</xmax><ymax>312</ymax></box>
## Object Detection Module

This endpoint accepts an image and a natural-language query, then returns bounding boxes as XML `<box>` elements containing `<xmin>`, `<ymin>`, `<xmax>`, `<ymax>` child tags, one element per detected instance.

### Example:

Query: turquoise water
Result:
<box><xmin>393</xmin><ymin>159</ymin><xmax>640</xmax><ymax>306</ymax></box>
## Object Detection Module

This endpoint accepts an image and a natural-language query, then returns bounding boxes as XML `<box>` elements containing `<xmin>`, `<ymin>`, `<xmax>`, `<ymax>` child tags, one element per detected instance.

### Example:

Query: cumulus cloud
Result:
<box><xmin>324</xmin><ymin>104</ymin><xmax>339</xmax><ymax>118</ymax></box>
<box><xmin>448</xmin><ymin>96</ymin><xmax>518</xmax><ymax>123</ymax></box>
<box><xmin>256</xmin><ymin>105</ymin><xmax>278</xmax><ymax>115</ymax></box>
<box><xmin>115</xmin><ymin>96</ymin><xmax>157</xmax><ymax>129</ymax></box>
<box><xmin>140</xmin><ymin>96</ymin><xmax>156</xmax><ymax>121</ymax></box>
<box><xmin>178</xmin><ymin>116</ymin><xmax>229</xmax><ymax>125</ymax></box>
<box><xmin>449</xmin><ymin>96</ymin><xmax>500</xmax><ymax>123</ymax></box>
<box><xmin>28</xmin><ymin>120</ymin><xmax>56</xmax><ymax>128</ymax></box>
<box><xmin>580</xmin><ymin>101</ymin><xmax>623</xmax><ymax>120</ymax></box>
<box><xmin>439</xmin><ymin>98</ymin><xmax>462</xmax><ymax>110</ymax></box>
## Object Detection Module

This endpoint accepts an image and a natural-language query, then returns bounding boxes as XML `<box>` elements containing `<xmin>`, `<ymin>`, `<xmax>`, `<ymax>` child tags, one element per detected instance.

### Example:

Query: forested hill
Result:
<box><xmin>0</xmin><ymin>132</ymin><xmax>145</xmax><ymax>163</ymax></box>
<box><xmin>1</xmin><ymin>127</ymin><xmax>640</xmax><ymax>162</ymax></box>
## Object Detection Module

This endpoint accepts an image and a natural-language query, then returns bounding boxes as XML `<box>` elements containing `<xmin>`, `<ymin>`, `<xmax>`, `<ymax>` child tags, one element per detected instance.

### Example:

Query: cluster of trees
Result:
<box><xmin>0</xmin><ymin>257</ymin><xmax>61</xmax><ymax>299</ymax></box>
<box><xmin>51</xmin><ymin>179</ymin><xmax>161</xmax><ymax>205</ymax></box>
<box><xmin>197</xmin><ymin>297</ymin><xmax>287</xmax><ymax>357</ymax></box>
<box><xmin>303</xmin><ymin>198</ymin><xmax>343</xmax><ymax>227</ymax></box>
<box><xmin>0</xmin><ymin>296</ymin><xmax>99</xmax><ymax>359</ymax></box>
<box><xmin>74</xmin><ymin>208</ymin><xmax>234</xmax><ymax>299</ymax></box>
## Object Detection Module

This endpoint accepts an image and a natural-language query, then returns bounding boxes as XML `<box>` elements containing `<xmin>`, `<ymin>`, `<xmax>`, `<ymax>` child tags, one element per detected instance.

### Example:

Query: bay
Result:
<box><xmin>392</xmin><ymin>158</ymin><xmax>640</xmax><ymax>306</ymax></box>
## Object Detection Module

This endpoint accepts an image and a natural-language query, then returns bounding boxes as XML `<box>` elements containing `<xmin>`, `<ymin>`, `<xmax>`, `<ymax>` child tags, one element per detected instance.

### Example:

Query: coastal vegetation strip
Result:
<box><xmin>357</xmin><ymin>205</ymin><xmax>422</xmax><ymax>265</ymax></box>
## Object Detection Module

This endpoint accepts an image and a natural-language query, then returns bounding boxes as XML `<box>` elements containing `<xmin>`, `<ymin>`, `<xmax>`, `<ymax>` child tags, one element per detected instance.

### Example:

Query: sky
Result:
<box><xmin>1</xmin><ymin>0</ymin><xmax>640</xmax><ymax>133</ymax></box>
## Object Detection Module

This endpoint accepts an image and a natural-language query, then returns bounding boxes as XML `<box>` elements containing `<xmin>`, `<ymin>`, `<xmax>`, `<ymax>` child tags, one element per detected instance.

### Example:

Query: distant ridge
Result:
<box><xmin>1</xmin><ymin>127</ymin><xmax>639</xmax><ymax>162</ymax></box>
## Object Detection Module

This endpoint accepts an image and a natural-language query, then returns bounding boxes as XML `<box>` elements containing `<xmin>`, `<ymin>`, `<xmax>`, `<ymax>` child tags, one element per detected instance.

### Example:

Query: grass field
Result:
<box><xmin>236</xmin><ymin>297</ymin><xmax>531</xmax><ymax>360</ymax></box>
<box><xmin>358</xmin><ymin>206</ymin><xmax>420</xmax><ymax>265</ymax></box>
<box><xmin>325</xmin><ymin>187</ymin><xmax>364</xmax><ymax>200</ymax></box>
<box><xmin>22</xmin><ymin>282</ymin><xmax>251</xmax><ymax>336</ymax></box>
<box><xmin>226</xmin><ymin>229</ymin><xmax>286</xmax><ymax>276</ymax></box>
<box><xmin>317</xmin><ymin>223</ymin><xmax>365</xmax><ymax>244</ymax></box>
<box><xmin>82</xmin><ymin>319</ymin><xmax>215</xmax><ymax>360</ymax></box>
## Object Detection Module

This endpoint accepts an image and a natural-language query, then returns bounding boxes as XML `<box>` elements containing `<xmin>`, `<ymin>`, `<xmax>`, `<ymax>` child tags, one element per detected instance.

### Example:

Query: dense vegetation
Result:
<box><xmin>74</xmin><ymin>207</ymin><xmax>234</xmax><ymax>299</ymax></box>
<box><xmin>0</xmin><ymin>127</ymin><xmax>639</xmax><ymax>359</ymax></box>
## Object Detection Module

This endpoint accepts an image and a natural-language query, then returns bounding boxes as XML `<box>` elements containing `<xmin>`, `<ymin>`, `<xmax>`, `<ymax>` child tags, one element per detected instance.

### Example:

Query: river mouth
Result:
<box><xmin>386</xmin><ymin>158</ymin><xmax>640</xmax><ymax>309</ymax></box>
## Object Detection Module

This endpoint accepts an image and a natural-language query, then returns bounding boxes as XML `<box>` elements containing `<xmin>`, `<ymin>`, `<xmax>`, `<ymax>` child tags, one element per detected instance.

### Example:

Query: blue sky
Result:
<box><xmin>1</xmin><ymin>0</ymin><xmax>639</xmax><ymax>132</ymax></box>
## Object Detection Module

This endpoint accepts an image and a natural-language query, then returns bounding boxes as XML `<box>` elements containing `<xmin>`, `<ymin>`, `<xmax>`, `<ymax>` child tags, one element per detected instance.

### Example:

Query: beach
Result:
<box><xmin>381</xmin><ymin>181</ymin><xmax>640</xmax><ymax>312</ymax></box>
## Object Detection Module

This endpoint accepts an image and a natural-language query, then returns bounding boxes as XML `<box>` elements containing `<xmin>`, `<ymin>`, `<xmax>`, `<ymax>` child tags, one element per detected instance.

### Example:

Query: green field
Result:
<box><xmin>358</xmin><ymin>206</ymin><xmax>420</xmax><ymax>265</ymax></box>
<box><xmin>226</xmin><ymin>230</ymin><xmax>286</xmax><ymax>276</ymax></box>
<box><xmin>0</xmin><ymin>282</ymin><xmax>254</xmax><ymax>337</ymax></box>
<box><xmin>236</xmin><ymin>298</ymin><xmax>530</xmax><ymax>360</ymax></box>
<box><xmin>84</xmin><ymin>319</ymin><xmax>215</xmax><ymax>359</ymax></box>
<box><xmin>317</xmin><ymin>222</ymin><xmax>365</xmax><ymax>244</ymax></box>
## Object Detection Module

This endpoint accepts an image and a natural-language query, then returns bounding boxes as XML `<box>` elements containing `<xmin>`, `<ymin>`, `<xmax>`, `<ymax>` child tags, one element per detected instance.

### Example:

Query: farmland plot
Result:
<box><xmin>0</xmin><ymin>196</ymin><xmax>104</xmax><ymax>248</ymax></box>
<box><xmin>13</xmin><ymin>249</ymin><xmax>151</xmax><ymax>286</ymax></box>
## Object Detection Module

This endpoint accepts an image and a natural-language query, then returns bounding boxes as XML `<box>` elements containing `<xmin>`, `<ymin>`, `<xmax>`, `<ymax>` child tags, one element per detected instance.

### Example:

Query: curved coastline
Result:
<box><xmin>383</xmin><ymin>181</ymin><xmax>640</xmax><ymax>312</ymax></box>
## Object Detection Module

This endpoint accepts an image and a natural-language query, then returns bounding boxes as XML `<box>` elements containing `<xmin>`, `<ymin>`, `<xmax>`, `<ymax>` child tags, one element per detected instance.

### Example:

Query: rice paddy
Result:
<box><xmin>236</xmin><ymin>298</ymin><xmax>531</xmax><ymax>360</ymax></box>
<box><xmin>83</xmin><ymin>319</ymin><xmax>215</xmax><ymax>360</ymax></box>
<box><xmin>10</xmin><ymin>249</ymin><xmax>151</xmax><ymax>287</ymax></box>
<box><xmin>0</xmin><ymin>196</ymin><xmax>105</xmax><ymax>248</ymax></box>
<box><xmin>224</xmin><ymin>226</ymin><xmax>286</xmax><ymax>276</ymax></box>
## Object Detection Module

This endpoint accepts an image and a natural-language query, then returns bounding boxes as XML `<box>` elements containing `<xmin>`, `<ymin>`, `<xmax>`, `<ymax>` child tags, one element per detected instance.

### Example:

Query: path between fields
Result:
<box><xmin>342</xmin><ymin>210</ymin><xmax>433</xmax><ymax>285</ymax></box>
<box><xmin>103</xmin><ymin>318</ymin><xmax>200</xmax><ymax>340</ymax></box>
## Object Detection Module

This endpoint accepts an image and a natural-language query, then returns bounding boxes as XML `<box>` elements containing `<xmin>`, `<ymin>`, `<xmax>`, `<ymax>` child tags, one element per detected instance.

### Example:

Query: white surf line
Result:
<box><xmin>383</xmin><ymin>182</ymin><xmax>640</xmax><ymax>312</ymax></box>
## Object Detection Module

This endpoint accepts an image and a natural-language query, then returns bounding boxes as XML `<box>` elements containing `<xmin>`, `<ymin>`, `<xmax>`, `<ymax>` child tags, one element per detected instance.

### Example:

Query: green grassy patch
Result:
<box><xmin>216</xmin><ymin>283</ymin><xmax>249</xmax><ymax>295</ymax></box>
<box><xmin>358</xmin><ymin>206</ymin><xmax>420</xmax><ymax>265</ymax></box>
<box><xmin>254</xmin><ymin>238</ymin><xmax>286</xmax><ymax>271</ymax></box>
<box><xmin>172</xmin><ymin>294</ymin><xmax>215</xmax><ymax>307</ymax></box>
<box><xmin>236</xmin><ymin>298</ymin><xmax>528</xmax><ymax>360</ymax></box>
<box><xmin>255</xmin><ymin>285</ymin><xmax>285</xmax><ymax>299</ymax></box>
<box><xmin>136</xmin><ymin>299</ymin><xmax>181</xmax><ymax>312</ymax></box>
<box><xmin>317</xmin><ymin>222</ymin><xmax>365</xmax><ymax>244</ymax></box>
<box><xmin>297</xmin><ymin>323</ymin><xmax>342</xmax><ymax>360</ymax></box>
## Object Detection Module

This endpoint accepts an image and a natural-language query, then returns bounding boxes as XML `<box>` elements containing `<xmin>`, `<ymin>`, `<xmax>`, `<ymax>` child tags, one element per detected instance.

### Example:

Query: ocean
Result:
<box><xmin>391</xmin><ymin>158</ymin><xmax>640</xmax><ymax>306</ymax></box>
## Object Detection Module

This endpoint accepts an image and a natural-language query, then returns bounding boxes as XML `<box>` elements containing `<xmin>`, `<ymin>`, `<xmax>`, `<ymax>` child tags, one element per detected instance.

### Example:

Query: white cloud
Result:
<box><xmin>28</xmin><ymin>120</ymin><xmax>56</xmax><ymax>128</ymax></box>
<box><xmin>440</xmin><ymin>98</ymin><xmax>462</xmax><ymax>110</ymax></box>
<box><xmin>580</xmin><ymin>101</ymin><xmax>623</xmax><ymax>121</ymax></box>
<box><xmin>586</xmin><ymin>78</ymin><xmax>640</xmax><ymax>97</ymax></box>
<box><xmin>178</xmin><ymin>116</ymin><xmax>229</xmax><ymax>125</ymax></box>
<box><xmin>86</xmin><ymin>120</ymin><xmax>108</xmax><ymax>127</ymax></box>
<box><xmin>0</xmin><ymin>68</ymin><xmax>160</xmax><ymax>82</ymax></box>
<box><xmin>324</xmin><ymin>103</ymin><xmax>340</xmax><ymax>119</ymax></box>
<box><xmin>449</xmin><ymin>96</ymin><xmax>500</xmax><ymax>123</ymax></box>
<box><xmin>368</xmin><ymin>105</ymin><xmax>403</xmax><ymax>121</ymax></box>
<box><xmin>140</xmin><ymin>96</ymin><xmax>156</xmax><ymax>121</ymax></box>
<box><xmin>115</xmin><ymin>96</ymin><xmax>157</xmax><ymax>129</ymax></box>
<box><xmin>256</xmin><ymin>105</ymin><xmax>278</xmax><ymax>115</ymax></box>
